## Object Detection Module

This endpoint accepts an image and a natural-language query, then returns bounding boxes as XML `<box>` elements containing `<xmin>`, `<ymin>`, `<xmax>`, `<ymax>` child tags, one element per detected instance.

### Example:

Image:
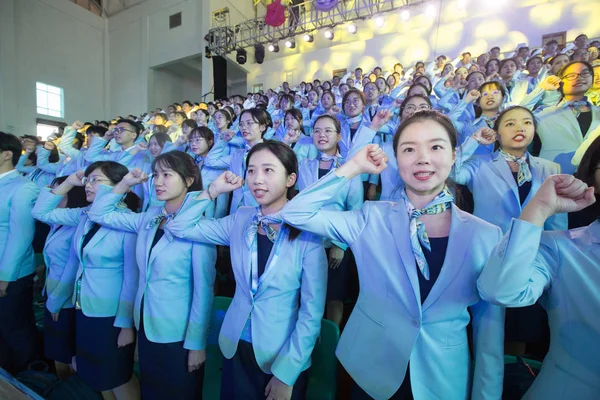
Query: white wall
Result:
<box><xmin>0</xmin><ymin>0</ymin><xmax>106</xmax><ymax>135</ymax></box>
<box><xmin>245</xmin><ymin>0</ymin><xmax>600</xmax><ymax>90</ymax></box>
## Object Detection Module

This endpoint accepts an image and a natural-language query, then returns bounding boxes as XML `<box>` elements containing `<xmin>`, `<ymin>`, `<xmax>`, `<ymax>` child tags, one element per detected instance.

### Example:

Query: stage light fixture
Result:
<box><xmin>268</xmin><ymin>43</ymin><xmax>279</xmax><ymax>53</ymax></box>
<box><xmin>285</xmin><ymin>39</ymin><xmax>296</xmax><ymax>49</ymax></box>
<box><xmin>348</xmin><ymin>23</ymin><xmax>357</xmax><ymax>34</ymax></box>
<box><xmin>254</xmin><ymin>44</ymin><xmax>265</xmax><ymax>64</ymax></box>
<box><xmin>457</xmin><ymin>0</ymin><xmax>467</xmax><ymax>9</ymax></box>
<box><xmin>324</xmin><ymin>29</ymin><xmax>334</xmax><ymax>40</ymax></box>
<box><xmin>425</xmin><ymin>4</ymin><xmax>437</xmax><ymax>18</ymax></box>
<box><xmin>236</xmin><ymin>48</ymin><xmax>247</xmax><ymax>64</ymax></box>
<box><xmin>375</xmin><ymin>16</ymin><xmax>384</xmax><ymax>27</ymax></box>
<box><xmin>303</xmin><ymin>33</ymin><xmax>314</xmax><ymax>43</ymax></box>
<box><xmin>400</xmin><ymin>9</ymin><xmax>410</xmax><ymax>21</ymax></box>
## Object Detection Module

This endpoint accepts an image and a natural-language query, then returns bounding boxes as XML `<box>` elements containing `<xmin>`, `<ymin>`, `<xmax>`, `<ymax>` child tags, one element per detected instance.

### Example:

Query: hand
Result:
<box><xmin>282</xmin><ymin>129</ymin><xmax>301</xmax><ymax>145</ymax></box>
<box><xmin>220</xmin><ymin>130</ymin><xmax>237</xmax><ymax>143</ymax></box>
<box><xmin>117</xmin><ymin>327</ymin><xmax>135</xmax><ymax>348</ymax></box>
<box><xmin>0</xmin><ymin>281</ymin><xmax>8</xmax><ymax>297</ymax></box>
<box><xmin>120</xmin><ymin>168</ymin><xmax>148</xmax><ymax>187</ymax></box>
<box><xmin>366</xmin><ymin>183</ymin><xmax>378</xmax><ymax>201</ymax></box>
<box><xmin>71</xmin><ymin>121</ymin><xmax>84</xmax><ymax>130</ymax></box>
<box><xmin>339</xmin><ymin>144</ymin><xmax>388</xmax><ymax>178</ymax></box>
<box><xmin>539</xmin><ymin>76</ymin><xmax>561</xmax><ymax>92</ymax></box>
<box><xmin>328</xmin><ymin>105</ymin><xmax>341</xmax><ymax>116</ymax></box>
<box><xmin>273</xmin><ymin>120</ymin><xmax>282</xmax><ymax>130</ymax></box>
<box><xmin>465</xmin><ymin>90</ymin><xmax>481</xmax><ymax>104</ymax></box>
<box><xmin>187</xmin><ymin>349</ymin><xmax>206</xmax><ymax>373</ymax></box>
<box><xmin>135</xmin><ymin>142</ymin><xmax>149</xmax><ymax>152</ymax></box>
<box><xmin>487</xmin><ymin>73</ymin><xmax>501</xmax><ymax>81</ymax></box>
<box><xmin>521</xmin><ymin>175</ymin><xmax>595</xmax><ymax>226</ymax></box>
<box><xmin>43</xmin><ymin>141</ymin><xmax>57</xmax><ymax>151</ymax></box>
<box><xmin>66</xmin><ymin>170</ymin><xmax>86</xmax><ymax>187</ymax></box>
<box><xmin>175</xmin><ymin>131</ymin><xmax>189</xmax><ymax>147</ymax></box>
<box><xmin>472</xmin><ymin>127</ymin><xmax>496</xmax><ymax>145</ymax></box>
<box><xmin>370</xmin><ymin>109</ymin><xmax>393</xmax><ymax>131</ymax></box>
<box><xmin>104</xmin><ymin>128</ymin><xmax>115</xmax><ymax>141</ymax></box>
<box><xmin>328</xmin><ymin>245</ymin><xmax>344</xmax><ymax>269</ymax></box>
<box><xmin>209</xmin><ymin>171</ymin><xmax>244</xmax><ymax>197</ymax></box>
<box><xmin>265</xmin><ymin>375</ymin><xmax>293</xmax><ymax>400</ymax></box>
<box><xmin>51</xmin><ymin>311</ymin><xmax>60</xmax><ymax>322</ymax></box>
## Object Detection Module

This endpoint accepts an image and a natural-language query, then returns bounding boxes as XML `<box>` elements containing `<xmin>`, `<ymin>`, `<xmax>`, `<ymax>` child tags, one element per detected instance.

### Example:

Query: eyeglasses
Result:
<box><xmin>82</xmin><ymin>176</ymin><xmax>111</xmax><ymax>186</ymax></box>
<box><xmin>239</xmin><ymin>121</ymin><xmax>258</xmax><ymax>128</ymax></box>
<box><xmin>114</xmin><ymin>126</ymin><xmax>137</xmax><ymax>135</ymax></box>
<box><xmin>344</xmin><ymin>99</ymin><xmax>363</xmax><ymax>106</ymax></box>
<box><xmin>404</xmin><ymin>104</ymin><xmax>432</xmax><ymax>112</ymax></box>
<box><xmin>314</xmin><ymin>128</ymin><xmax>337</xmax><ymax>135</ymax></box>
<box><xmin>562</xmin><ymin>70</ymin><xmax>593</xmax><ymax>81</ymax></box>
<box><xmin>481</xmin><ymin>90</ymin><xmax>501</xmax><ymax>97</ymax></box>
<box><xmin>189</xmin><ymin>137</ymin><xmax>206</xmax><ymax>144</ymax></box>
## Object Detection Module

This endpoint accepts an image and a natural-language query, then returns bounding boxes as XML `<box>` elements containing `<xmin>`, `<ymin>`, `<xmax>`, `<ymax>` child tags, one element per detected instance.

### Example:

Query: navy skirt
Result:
<box><xmin>138</xmin><ymin>318</ymin><xmax>204</xmax><ymax>400</ymax></box>
<box><xmin>326</xmin><ymin>246</ymin><xmax>351</xmax><ymax>301</ymax></box>
<box><xmin>221</xmin><ymin>340</ymin><xmax>309</xmax><ymax>400</ymax></box>
<box><xmin>75</xmin><ymin>310</ymin><xmax>134</xmax><ymax>391</ymax></box>
<box><xmin>43</xmin><ymin>307</ymin><xmax>76</xmax><ymax>364</ymax></box>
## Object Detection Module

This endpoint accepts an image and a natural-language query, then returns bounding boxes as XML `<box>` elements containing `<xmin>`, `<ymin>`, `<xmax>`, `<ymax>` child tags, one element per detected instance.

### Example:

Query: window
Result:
<box><xmin>170</xmin><ymin>12</ymin><xmax>182</xmax><ymax>29</ymax></box>
<box><xmin>253</xmin><ymin>83</ymin><xmax>263</xmax><ymax>93</ymax></box>
<box><xmin>36</xmin><ymin>118</ymin><xmax>67</xmax><ymax>141</ymax></box>
<box><xmin>36</xmin><ymin>82</ymin><xmax>64</xmax><ymax>118</ymax></box>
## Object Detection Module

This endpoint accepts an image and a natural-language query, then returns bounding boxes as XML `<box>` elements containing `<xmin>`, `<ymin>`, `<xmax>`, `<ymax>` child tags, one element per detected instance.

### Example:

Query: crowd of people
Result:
<box><xmin>0</xmin><ymin>30</ymin><xmax>599</xmax><ymax>400</ymax></box>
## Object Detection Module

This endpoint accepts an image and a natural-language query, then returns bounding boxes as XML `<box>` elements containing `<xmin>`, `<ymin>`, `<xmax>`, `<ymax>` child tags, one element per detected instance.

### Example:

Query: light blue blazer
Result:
<box><xmin>164</xmin><ymin>199</ymin><xmax>327</xmax><ymax>386</ymax></box>
<box><xmin>31</xmin><ymin>188</ymin><xmax>138</xmax><ymax>328</ymax></box>
<box><xmin>17</xmin><ymin>152</ymin><xmax>56</xmax><ymax>187</ymax></box>
<box><xmin>87</xmin><ymin>188</ymin><xmax>217</xmax><ymax>350</ymax></box>
<box><xmin>297</xmin><ymin>158</ymin><xmax>364</xmax><ymax>250</ymax></box>
<box><xmin>41</xmin><ymin>224</ymin><xmax>78</xmax><ymax>311</ymax></box>
<box><xmin>54</xmin><ymin>127</ymin><xmax>93</xmax><ymax>176</ymax></box>
<box><xmin>280</xmin><ymin>172</ymin><xmax>505</xmax><ymax>400</ymax></box>
<box><xmin>478</xmin><ymin>218</ymin><xmax>600</xmax><ymax>400</ymax></box>
<box><xmin>454</xmin><ymin>137</ymin><xmax>567</xmax><ymax>233</ymax></box>
<box><xmin>0</xmin><ymin>170</ymin><xmax>39</xmax><ymax>282</ymax></box>
<box><xmin>535</xmin><ymin>104</ymin><xmax>600</xmax><ymax>174</ymax></box>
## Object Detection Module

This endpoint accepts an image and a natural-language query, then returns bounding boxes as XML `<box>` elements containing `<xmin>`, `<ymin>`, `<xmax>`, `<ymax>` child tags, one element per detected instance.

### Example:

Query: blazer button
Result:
<box><xmin>412</xmin><ymin>320</ymin><xmax>420</xmax><ymax>328</ymax></box>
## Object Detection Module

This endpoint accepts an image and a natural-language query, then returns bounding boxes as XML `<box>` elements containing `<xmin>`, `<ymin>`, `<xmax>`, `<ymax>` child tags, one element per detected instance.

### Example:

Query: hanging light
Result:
<box><xmin>348</xmin><ymin>23</ymin><xmax>357</xmax><ymax>34</ymax></box>
<box><xmin>324</xmin><ymin>29</ymin><xmax>334</xmax><ymax>40</ymax></box>
<box><xmin>457</xmin><ymin>0</ymin><xmax>467</xmax><ymax>9</ymax></box>
<box><xmin>268</xmin><ymin>43</ymin><xmax>279</xmax><ymax>52</ymax></box>
<box><xmin>375</xmin><ymin>16</ymin><xmax>385</xmax><ymax>27</ymax></box>
<box><xmin>303</xmin><ymin>33</ymin><xmax>314</xmax><ymax>43</ymax></box>
<box><xmin>425</xmin><ymin>4</ymin><xmax>437</xmax><ymax>18</ymax></box>
<box><xmin>400</xmin><ymin>8</ymin><xmax>410</xmax><ymax>21</ymax></box>
<box><xmin>285</xmin><ymin>38</ymin><xmax>296</xmax><ymax>49</ymax></box>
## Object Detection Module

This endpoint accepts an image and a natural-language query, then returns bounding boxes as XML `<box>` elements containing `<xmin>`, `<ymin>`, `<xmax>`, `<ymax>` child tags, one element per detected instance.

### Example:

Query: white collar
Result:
<box><xmin>0</xmin><ymin>169</ymin><xmax>16</xmax><ymax>181</ymax></box>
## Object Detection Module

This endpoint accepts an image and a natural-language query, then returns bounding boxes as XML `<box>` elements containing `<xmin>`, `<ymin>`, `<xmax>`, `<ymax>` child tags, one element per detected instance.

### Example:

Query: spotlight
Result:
<box><xmin>348</xmin><ymin>23</ymin><xmax>357</xmax><ymax>34</ymax></box>
<box><xmin>236</xmin><ymin>48</ymin><xmax>247</xmax><ymax>64</ymax></box>
<box><xmin>375</xmin><ymin>16</ymin><xmax>384</xmax><ymax>27</ymax></box>
<box><xmin>303</xmin><ymin>33</ymin><xmax>314</xmax><ymax>43</ymax></box>
<box><xmin>254</xmin><ymin>44</ymin><xmax>265</xmax><ymax>64</ymax></box>
<box><xmin>268</xmin><ymin>43</ymin><xmax>279</xmax><ymax>52</ymax></box>
<box><xmin>425</xmin><ymin>4</ymin><xmax>437</xmax><ymax>18</ymax></box>
<box><xmin>400</xmin><ymin>9</ymin><xmax>410</xmax><ymax>21</ymax></box>
<box><xmin>324</xmin><ymin>29</ymin><xmax>334</xmax><ymax>40</ymax></box>
<box><xmin>285</xmin><ymin>39</ymin><xmax>295</xmax><ymax>49</ymax></box>
<box><xmin>457</xmin><ymin>0</ymin><xmax>467</xmax><ymax>9</ymax></box>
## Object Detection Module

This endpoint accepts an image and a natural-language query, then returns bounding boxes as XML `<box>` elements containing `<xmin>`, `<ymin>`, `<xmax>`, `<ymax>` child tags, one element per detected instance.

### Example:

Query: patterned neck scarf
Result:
<box><xmin>559</xmin><ymin>97</ymin><xmax>591</xmax><ymax>117</ymax></box>
<box><xmin>479</xmin><ymin>114</ymin><xmax>498</xmax><ymax>128</ymax></box>
<box><xmin>194</xmin><ymin>155</ymin><xmax>204</xmax><ymax>169</ymax></box>
<box><xmin>498</xmin><ymin>149</ymin><xmax>532</xmax><ymax>186</ymax></box>
<box><xmin>147</xmin><ymin>207</ymin><xmax>177</xmax><ymax>229</ymax></box>
<box><xmin>401</xmin><ymin>186</ymin><xmax>454</xmax><ymax>280</ymax></box>
<box><xmin>245</xmin><ymin>208</ymin><xmax>283</xmax><ymax>295</ymax></box>
<box><xmin>346</xmin><ymin>114</ymin><xmax>363</xmax><ymax>126</ymax></box>
<box><xmin>318</xmin><ymin>151</ymin><xmax>342</xmax><ymax>169</ymax></box>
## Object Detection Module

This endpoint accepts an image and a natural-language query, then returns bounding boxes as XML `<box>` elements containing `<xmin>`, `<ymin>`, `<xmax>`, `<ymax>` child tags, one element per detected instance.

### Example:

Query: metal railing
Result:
<box><xmin>206</xmin><ymin>0</ymin><xmax>427</xmax><ymax>55</ymax></box>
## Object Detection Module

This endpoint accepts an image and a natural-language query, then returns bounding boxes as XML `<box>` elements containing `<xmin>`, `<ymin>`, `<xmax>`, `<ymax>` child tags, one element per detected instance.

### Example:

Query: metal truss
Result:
<box><xmin>206</xmin><ymin>0</ymin><xmax>427</xmax><ymax>56</ymax></box>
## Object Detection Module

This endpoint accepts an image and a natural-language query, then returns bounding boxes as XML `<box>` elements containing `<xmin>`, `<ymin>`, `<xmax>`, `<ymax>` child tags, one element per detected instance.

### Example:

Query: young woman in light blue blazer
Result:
<box><xmin>203</xmin><ymin>108</ymin><xmax>273</xmax><ymax>215</ymax></box>
<box><xmin>478</xmin><ymin>172</ymin><xmax>598</xmax><ymax>400</ymax></box>
<box><xmin>87</xmin><ymin>151</ymin><xmax>217</xmax><ymax>400</ymax></box>
<box><xmin>164</xmin><ymin>141</ymin><xmax>327</xmax><ymax>400</ymax></box>
<box><xmin>35</xmin><ymin>176</ymin><xmax>89</xmax><ymax>380</ymax></box>
<box><xmin>281</xmin><ymin>111</ymin><xmax>505</xmax><ymax>400</ymax></box>
<box><xmin>32</xmin><ymin>161</ymin><xmax>141</xmax><ymax>400</ymax></box>
<box><xmin>297</xmin><ymin>114</ymin><xmax>363</xmax><ymax>326</ymax></box>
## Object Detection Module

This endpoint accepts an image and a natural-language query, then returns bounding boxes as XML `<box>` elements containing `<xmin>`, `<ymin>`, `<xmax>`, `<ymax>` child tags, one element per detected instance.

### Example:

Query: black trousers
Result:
<box><xmin>0</xmin><ymin>274</ymin><xmax>39</xmax><ymax>375</ymax></box>
<box><xmin>220</xmin><ymin>340</ymin><xmax>309</xmax><ymax>400</ymax></box>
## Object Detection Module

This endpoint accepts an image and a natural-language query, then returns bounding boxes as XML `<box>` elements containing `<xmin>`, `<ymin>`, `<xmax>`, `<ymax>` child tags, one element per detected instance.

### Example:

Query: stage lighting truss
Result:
<box><xmin>206</xmin><ymin>0</ymin><xmax>430</xmax><ymax>56</ymax></box>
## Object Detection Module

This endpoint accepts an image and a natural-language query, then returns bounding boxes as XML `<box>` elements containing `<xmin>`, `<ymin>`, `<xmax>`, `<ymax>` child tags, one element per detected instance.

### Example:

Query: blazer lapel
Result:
<box><xmin>523</xmin><ymin>157</ymin><xmax>543</xmax><ymax>207</ymax></box>
<box><xmin>391</xmin><ymin>202</ymin><xmax>422</xmax><ymax>312</ymax></box>
<box><xmin>490</xmin><ymin>153</ymin><xmax>520</xmax><ymax>207</ymax></box>
<box><xmin>82</xmin><ymin>223</ymin><xmax>110</xmax><ymax>258</ymax></box>
<box><xmin>147</xmin><ymin>225</ymin><xmax>169</xmax><ymax>267</ymax></box>
<box><xmin>422</xmin><ymin>206</ymin><xmax>471</xmax><ymax>311</ymax></box>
